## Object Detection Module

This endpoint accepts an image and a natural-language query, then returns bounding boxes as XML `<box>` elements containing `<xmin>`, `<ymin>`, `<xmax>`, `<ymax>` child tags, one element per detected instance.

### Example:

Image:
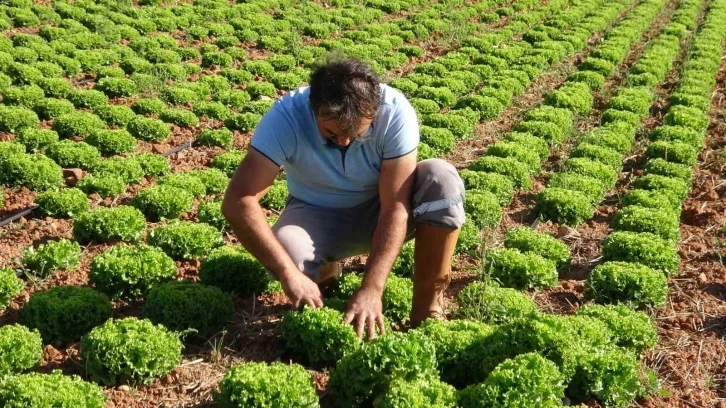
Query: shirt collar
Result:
<box><xmin>322</xmin><ymin>126</ymin><xmax>374</xmax><ymax>148</ymax></box>
<box><xmin>309</xmin><ymin>107</ymin><xmax>375</xmax><ymax>145</ymax></box>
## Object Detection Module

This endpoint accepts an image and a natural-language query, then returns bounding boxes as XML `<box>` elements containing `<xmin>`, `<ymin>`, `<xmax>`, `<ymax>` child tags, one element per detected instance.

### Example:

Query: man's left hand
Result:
<box><xmin>344</xmin><ymin>287</ymin><xmax>386</xmax><ymax>340</ymax></box>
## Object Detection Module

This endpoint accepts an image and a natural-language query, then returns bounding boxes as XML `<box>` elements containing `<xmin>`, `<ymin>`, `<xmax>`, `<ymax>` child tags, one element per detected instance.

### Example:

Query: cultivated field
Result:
<box><xmin>0</xmin><ymin>0</ymin><xmax>724</xmax><ymax>406</ymax></box>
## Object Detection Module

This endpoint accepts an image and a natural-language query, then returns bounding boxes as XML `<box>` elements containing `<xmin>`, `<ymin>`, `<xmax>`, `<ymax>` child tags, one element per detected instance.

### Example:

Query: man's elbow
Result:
<box><xmin>221</xmin><ymin>189</ymin><xmax>249</xmax><ymax>221</ymax></box>
<box><xmin>381</xmin><ymin>205</ymin><xmax>411</xmax><ymax>223</ymax></box>
<box><xmin>220</xmin><ymin>193</ymin><xmax>236</xmax><ymax>221</ymax></box>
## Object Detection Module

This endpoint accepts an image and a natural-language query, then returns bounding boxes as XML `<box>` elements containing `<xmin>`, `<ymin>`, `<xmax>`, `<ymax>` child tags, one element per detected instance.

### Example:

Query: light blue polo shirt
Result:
<box><xmin>250</xmin><ymin>84</ymin><xmax>419</xmax><ymax>208</ymax></box>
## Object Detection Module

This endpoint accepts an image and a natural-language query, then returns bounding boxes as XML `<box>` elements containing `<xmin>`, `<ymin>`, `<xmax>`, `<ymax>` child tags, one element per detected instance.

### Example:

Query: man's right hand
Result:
<box><xmin>280</xmin><ymin>270</ymin><xmax>324</xmax><ymax>310</ymax></box>
<box><xmin>223</xmin><ymin>149</ymin><xmax>323</xmax><ymax>311</ymax></box>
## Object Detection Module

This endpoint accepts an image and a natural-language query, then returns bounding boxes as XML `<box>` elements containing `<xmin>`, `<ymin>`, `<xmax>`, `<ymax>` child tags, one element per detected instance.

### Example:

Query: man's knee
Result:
<box><xmin>413</xmin><ymin>159</ymin><xmax>466</xmax><ymax>229</ymax></box>
<box><xmin>416</xmin><ymin>159</ymin><xmax>464</xmax><ymax>196</ymax></box>
<box><xmin>272</xmin><ymin>224</ymin><xmax>315</xmax><ymax>273</ymax></box>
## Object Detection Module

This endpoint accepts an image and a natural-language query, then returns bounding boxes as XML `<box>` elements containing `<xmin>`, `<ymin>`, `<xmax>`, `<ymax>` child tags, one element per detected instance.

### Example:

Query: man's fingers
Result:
<box><xmin>355</xmin><ymin>313</ymin><xmax>366</xmax><ymax>340</ymax></box>
<box><xmin>376</xmin><ymin>315</ymin><xmax>386</xmax><ymax>336</ymax></box>
<box><xmin>313</xmin><ymin>296</ymin><xmax>324</xmax><ymax>308</ymax></box>
<box><xmin>367</xmin><ymin>317</ymin><xmax>376</xmax><ymax>340</ymax></box>
<box><xmin>344</xmin><ymin>310</ymin><xmax>355</xmax><ymax>324</ymax></box>
<box><xmin>304</xmin><ymin>298</ymin><xmax>316</xmax><ymax>310</ymax></box>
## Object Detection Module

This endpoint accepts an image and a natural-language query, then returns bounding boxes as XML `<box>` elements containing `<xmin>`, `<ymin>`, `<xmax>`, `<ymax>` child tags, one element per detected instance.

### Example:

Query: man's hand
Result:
<box><xmin>344</xmin><ymin>287</ymin><xmax>386</xmax><ymax>340</ymax></box>
<box><xmin>342</xmin><ymin>151</ymin><xmax>414</xmax><ymax>341</ymax></box>
<box><xmin>280</xmin><ymin>271</ymin><xmax>324</xmax><ymax>310</ymax></box>
<box><xmin>223</xmin><ymin>150</ymin><xmax>316</xmax><ymax>311</ymax></box>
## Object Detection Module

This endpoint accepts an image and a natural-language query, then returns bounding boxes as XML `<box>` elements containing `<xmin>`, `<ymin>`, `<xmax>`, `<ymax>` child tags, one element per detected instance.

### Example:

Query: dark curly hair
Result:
<box><xmin>309</xmin><ymin>53</ymin><xmax>381</xmax><ymax>135</ymax></box>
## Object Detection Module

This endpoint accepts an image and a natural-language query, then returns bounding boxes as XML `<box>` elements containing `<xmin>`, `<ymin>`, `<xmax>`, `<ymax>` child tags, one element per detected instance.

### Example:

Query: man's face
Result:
<box><xmin>315</xmin><ymin>116</ymin><xmax>373</xmax><ymax>147</ymax></box>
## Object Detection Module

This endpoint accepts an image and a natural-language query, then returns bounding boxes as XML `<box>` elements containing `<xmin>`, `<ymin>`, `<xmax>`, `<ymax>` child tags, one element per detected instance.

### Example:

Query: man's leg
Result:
<box><xmin>412</xmin><ymin>224</ymin><xmax>460</xmax><ymax>324</ymax></box>
<box><xmin>317</xmin><ymin>261</ymin><xmax>342</xmax><ymax>286</ymax></box>
<box><xmin>410</xmin><ymin>159</ymin><xmax>466</xmax><ymax>326</ymax></box>
<box><xmin>271</xmin><ymin>197</ymin><xmax>379</xmax><ymax>285</ymax></box>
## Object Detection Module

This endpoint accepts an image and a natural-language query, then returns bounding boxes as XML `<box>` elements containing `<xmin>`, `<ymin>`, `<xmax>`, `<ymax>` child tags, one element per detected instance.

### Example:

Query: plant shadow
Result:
<box><xmin>701</xmin><ymin>315</ymin><xmax>726</xmax><ymax>339</ymax></box>
<box><xmin>701</xmin><ymin>282</ymin><xmax>726</xmax><ymax>302</ymax></box>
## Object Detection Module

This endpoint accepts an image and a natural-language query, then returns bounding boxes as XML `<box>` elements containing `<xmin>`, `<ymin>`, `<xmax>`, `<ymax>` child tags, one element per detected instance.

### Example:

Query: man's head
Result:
<box><xmin>309</xmin><ymin>54</ymin><xmax>381</xmax><ymax>147</ymax></box>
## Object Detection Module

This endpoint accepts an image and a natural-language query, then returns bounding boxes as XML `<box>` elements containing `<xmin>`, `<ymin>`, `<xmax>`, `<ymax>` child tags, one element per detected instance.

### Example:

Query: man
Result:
<box><xmin>222</xmin><ymin>54</ymin><xmax>465</xmax><ymax>340</ymax></box>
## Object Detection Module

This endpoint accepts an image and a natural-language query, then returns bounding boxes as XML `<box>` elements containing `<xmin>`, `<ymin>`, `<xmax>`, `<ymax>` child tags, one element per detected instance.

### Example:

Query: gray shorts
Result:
<box><xmin>272</xmin><ymin>158</ymin><xmax>466</xmax><ymax>281</ymax></box>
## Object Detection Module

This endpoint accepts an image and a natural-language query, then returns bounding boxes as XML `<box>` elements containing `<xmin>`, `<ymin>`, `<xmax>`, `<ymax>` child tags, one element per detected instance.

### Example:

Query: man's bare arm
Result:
<box><xmin>221</xmin><ymin>149</ymin><xmax>323</xmax><ymax>308</ymax></box>
<box><xmin>345</xmin><ymin>150</ymin><xmax>416</xmax><ymax>338</ymax></box>
<box><xmin>361</xmin><ymin>151</ymin><xmax>416</xmax><ymax>293</ymax></box>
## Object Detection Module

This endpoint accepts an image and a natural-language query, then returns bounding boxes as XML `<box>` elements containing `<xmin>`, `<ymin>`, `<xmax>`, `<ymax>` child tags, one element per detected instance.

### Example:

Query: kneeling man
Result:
<box><xmin>222</xmin><ymin>55</ymin><xmax>465</xmax><ymax>340</ymax></box>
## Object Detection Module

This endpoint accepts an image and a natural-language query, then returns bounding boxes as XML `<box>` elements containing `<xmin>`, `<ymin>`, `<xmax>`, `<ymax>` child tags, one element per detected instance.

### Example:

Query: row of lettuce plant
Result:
<box><xmin>441</xmin><ymin>0</ymin><xmax>683</xmax><ymax>374</ymax></box>
<box><xmin>1</xmin><ymin>1</ymin><xmax>722</xmax><ymax>408</ymax></box>
<box><xmin>456</xmin><ymin>0</ymin><xmax>672</xmax><ymax>258</ymax></box>
<box><xmin>433</xmin><ymin>5</ymin><xmax>701</xmax><ymax>397</ymax></box>
<box><xmin>584</xmin><ymin>0</ymin><xmax>726</xmax><ymax>310</ymax></box>
<box><xmin>392</xmin><ymin>0</ymin><xmax>647</xmax><ymax>258</ymax></box>
<box><xmin>0</xmin><ymin>0</ymin><xmax>291</xmax><ymax>33</ymax></box>
<box><xmin>534</xmin><ymin>0</ymin><xmax>706</xmax><ymax>227</ymax></box>
<box><xmin>0</xmin><ymin>0</ymin><xmax>485</xmax><ymax>199</ymax></box>
<box><xmin>339</xmin><ymin>3</ymin><xmax>726</xmax><ymax>408</ymax></box>
<box><xmin>0</xmin><ymin>0</ymin><xmax>585</xmax><ymax>207</ymax></box>
<box><xmin>0</xmin><ymin>0</ymin><xmax>554</xmax><ymax>209</ymax></box>
<box><xmin>391</xmin><ymin>0</ymin><xmax>614</xmax><ymax>155</ymax></box>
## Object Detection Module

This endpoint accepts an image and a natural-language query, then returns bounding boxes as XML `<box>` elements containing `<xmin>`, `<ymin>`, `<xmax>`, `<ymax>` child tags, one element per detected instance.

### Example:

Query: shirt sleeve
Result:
<box><xmin>249</xmin><ymin>103</ymin><xmax>297</xmax><ymax>167</ymax></box>
<box><xmin>382</xmin><ymin>96</ymin><xmax>420</xmax><ymax>160</ymax></box>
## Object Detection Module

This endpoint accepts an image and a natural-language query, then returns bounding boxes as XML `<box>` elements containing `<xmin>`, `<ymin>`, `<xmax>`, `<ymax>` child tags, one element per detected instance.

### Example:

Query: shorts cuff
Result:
<box><xmin>413</xmin><ymin>193</ymin><xmax>466</xmax><ymax>229</ymax></box>
<box><xmin>412</xmin><ymin>194</ymin><xmax>463</xmax><ymax>217</ymax></box>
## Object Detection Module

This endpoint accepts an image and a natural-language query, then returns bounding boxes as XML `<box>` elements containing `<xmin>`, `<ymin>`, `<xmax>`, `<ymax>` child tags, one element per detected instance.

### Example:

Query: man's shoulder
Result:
<box><xmin>380</xmin><ymin>83</ymin><xmax>408</xmax><ymax>107</ymax></box>
<box><xmin>265</xmin><ymin>87</ymin><xmax>313</xmax><ymax>127</ymax></box>
<box><xmin>270</xmin><ymin>86</ymin><xmax>311</xmax><ymax>118</ymax></box>
<box><xmin>378</xmin><ymin>84</ymin><xmax>416</xmax><ymax>123</ymax></box>
<box><xmin>277</xmin><ymin>86</ymin><xmax>311</xmax><ymax>106</ymax></box>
